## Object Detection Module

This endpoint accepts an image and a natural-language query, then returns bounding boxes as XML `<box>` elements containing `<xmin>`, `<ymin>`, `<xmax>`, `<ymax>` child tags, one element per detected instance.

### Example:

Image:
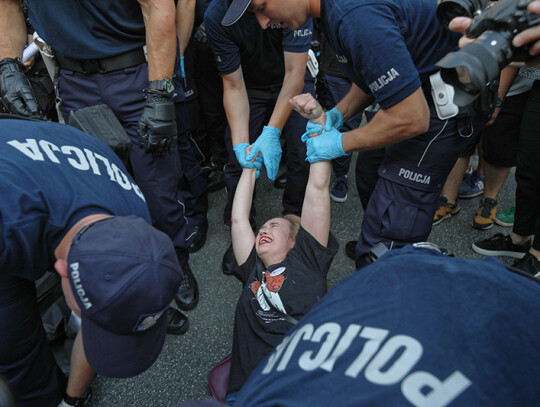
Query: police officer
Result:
<box><xmin>204</xmin><ymin>0</ymin><xmax>316</xmax><ymax>274</ymax></box>
<box><xmin>224</xmin><ymin>0</ymin><xmax>474</xmax><ymax>269</ymax></box>
<box><xmin>0</xmin><ymin>118</ymin><xmax>183</xmax><ymax>407</ymax></box>
<box><xmin>0</xmin><ymin>0</ymin><xmax>199</xmax><ymax>314</ymax></box>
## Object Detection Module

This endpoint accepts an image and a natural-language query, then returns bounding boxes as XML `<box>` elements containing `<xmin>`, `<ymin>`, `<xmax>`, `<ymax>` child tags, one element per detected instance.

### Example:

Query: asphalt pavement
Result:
<box><xmin>87</xmin><ymin>152</ymin><xmax>517</xmax><ymax>407</ymax></box>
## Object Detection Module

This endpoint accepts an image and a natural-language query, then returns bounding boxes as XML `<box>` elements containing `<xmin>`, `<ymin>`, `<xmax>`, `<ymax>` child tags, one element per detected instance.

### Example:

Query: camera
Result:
<box><xmin>435</xmin><ymin>0</ymin><xmax>540</xmax><ymax>106</ymax></box>
<box><xmin>437</xmin><ymin>0</ymin><xmax>490</xmax><ymax>29</ymax></box>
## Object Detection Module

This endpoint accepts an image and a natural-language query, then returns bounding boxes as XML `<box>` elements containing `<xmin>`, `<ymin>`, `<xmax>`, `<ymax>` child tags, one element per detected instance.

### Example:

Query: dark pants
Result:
<box><xmin>321</xmin><ymin>73</ymin><xmax>363</xmax><ymax>178</ymax></box>
<box><xmin>58</xmin><ymin>64</ymin><xmax>194</xmax><ymax>266</ymax></box>
<box><xmin>174</xmin><ymin>102</ymin><xmax>209</xmax><ymax>227</ymax></box>
<box><xmin>514</xmin><ymin>80</ymin><xmax>540</xmax><ymax>250</ymax></box>
<box><xmin>355</xmin><ymin>104</ymin><xmax>472</xmax><ymax>269</ymax></box>
<box><xmin>0</xmin><ymin>275</ymin><xmax>66</xmax><ymax>407</ymax></box>
<box><xmin>223</xmin><ymin>78</ymin><xmax>316</xmax><ymax>226</ymax></box>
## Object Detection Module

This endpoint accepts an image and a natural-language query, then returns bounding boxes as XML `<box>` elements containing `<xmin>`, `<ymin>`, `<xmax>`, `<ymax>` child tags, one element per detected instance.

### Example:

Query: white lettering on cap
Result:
<box><xmin>69</xmin><ymin>262</ymin><xmax>93</xmax><ymax>309</ymax></box>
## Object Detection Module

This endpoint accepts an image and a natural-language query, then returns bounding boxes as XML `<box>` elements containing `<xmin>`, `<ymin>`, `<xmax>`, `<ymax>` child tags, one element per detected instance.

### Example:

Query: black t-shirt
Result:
<box><xmin>228</xmin><ymin>227</ymin><xmax>339</xmax><ymax>394</ymax></box>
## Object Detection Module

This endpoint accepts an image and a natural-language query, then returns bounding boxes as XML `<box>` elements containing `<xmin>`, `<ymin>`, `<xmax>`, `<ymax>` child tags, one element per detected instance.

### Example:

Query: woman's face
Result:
<box><xmin>255</xmin><ymin>217</ymin><xmax>296</xmax><ymax>258</ymax></box>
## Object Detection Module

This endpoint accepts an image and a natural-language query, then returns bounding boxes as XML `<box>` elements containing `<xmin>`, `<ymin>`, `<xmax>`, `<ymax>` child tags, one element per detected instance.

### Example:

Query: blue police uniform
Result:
<box><xmin>0</xmin><ymin>120</ymin><xmax>151</xmax><ymax>407</ymax></box>
<box><xmin>235</xmin><ymin>246</ymin><xmax>540</xmax><ymax>406</ymax></box>
<box><xmin>172</xmin><ymin>42</ymin><xmax>209</xmax><ymax>229</ymax></box>
<box><xmin>204</xmin><ymin>0</ymin><xmax>316</xmax><ymax>223</ymax></box>
<box><xmin>319</xmin><ymin>0</ymin><xmax>471</xmax><ymax>268</ymax></box>
<box><xmin>25</xmin><ymin>0</ymin><xmax>196</xmax><ymax>266</ymax></box>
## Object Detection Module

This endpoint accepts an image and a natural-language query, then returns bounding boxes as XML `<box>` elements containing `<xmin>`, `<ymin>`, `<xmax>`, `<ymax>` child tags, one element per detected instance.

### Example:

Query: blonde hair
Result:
<box><xmin>283</xmin><ymin>214</ymin><xmax>301</xmax><ymax>241</ymax></box>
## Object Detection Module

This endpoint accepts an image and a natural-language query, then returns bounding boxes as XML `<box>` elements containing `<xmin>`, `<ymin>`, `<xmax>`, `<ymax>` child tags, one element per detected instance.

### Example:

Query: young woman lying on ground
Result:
<box><xmin>225</xmin><ymin>94</ymin><xmax>339</xmax><ymax>405</ymax></box>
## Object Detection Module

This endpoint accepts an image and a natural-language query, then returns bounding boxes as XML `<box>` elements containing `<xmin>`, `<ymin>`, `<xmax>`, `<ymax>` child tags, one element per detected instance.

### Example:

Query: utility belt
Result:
<box><xmin>56</xmin><ymin>47</ymin><xmax>147</xmax><ymax>74</ymax></box>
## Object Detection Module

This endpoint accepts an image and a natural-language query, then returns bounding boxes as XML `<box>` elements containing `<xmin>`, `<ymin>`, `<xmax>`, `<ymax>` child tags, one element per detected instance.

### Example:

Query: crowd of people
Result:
<box><xmin>1</xmin><ymin>0</ymin><xmax>539</xmax><ymax>406</ymax></box>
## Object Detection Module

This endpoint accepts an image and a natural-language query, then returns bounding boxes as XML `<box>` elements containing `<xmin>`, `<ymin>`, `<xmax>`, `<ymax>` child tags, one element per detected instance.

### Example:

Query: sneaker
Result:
<box><xmin>472</xmin><ymin>233</ymin><xmax>531</xmax><ymax>258</ymax></box>
<box><xmin>432</xmin><ymin>196</ymin><xmax>460</xmax><ymax>225</ymax></box>
<box><xmin>472</xmin><ymin>198</ymin><xmax>498</xmax><ymax>230</ymax></box>
<box><xmin>458</xmin><ymin>170</ymin><xmax>484</xmax><ymax>199</ymax></box>
<box><xmin>495</xmin><ymin>205</ymin><xmax>515</xmax><ymax>227</ymax></box>
<box><xmin>330</xmin><ymin>176</ymin><xmax>348</xmax><ymax>203</ymax></box>
<box><xmin>512</xmin><ymin>252</ymin><xmax>540</xmax><ymax>277</ymax></box>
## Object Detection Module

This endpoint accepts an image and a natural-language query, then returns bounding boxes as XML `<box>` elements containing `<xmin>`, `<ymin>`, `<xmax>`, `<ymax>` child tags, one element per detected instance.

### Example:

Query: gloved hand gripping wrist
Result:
<box><xmin>246</xmin><ymin>125</ymin><xmax>282</xmax><ymax>181</ymax></box>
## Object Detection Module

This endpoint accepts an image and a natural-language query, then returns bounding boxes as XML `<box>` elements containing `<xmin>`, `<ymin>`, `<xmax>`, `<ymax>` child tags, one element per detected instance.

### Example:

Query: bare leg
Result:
<box><xmin>441</xmin><ymin>156</ymin><xmax>469</xmax><ymax>204</ymax></box>
<box><xmin>482</xmin><ymin>162</ymin><xmax>511</xmax><ymax>200</ymax></box>
<box><xmin>66</xmin><ymin>329</ymin><xmax>96</xmax><ymax>398</ymax></box>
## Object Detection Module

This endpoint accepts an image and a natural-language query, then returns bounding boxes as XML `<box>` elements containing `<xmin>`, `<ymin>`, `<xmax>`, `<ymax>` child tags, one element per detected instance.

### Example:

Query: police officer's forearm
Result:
<box><xmin>223</xmin><ymin>69</ymin><xmax>251</xmax><ymax>145</ymax></box>
<box><xmin>334</xmin><ymin>83</ymin><xmax>374</xmax><ymax>123</ymax></box>
<box><xmin>66</xmin><ymin>329</ymin><xmax>96</xmax><ymax>398</ymax></box>
<box><xmin>341</xmin><ymin>87</ymin><xmax>429</xmax><ymax>152</ymax></box>
<box><xmin>267</xmin><ymin>51</ymin><xmax>307</xmax><ymax>130</ymax></box>
<box><xmin>176</xmin><ymin>0</ymin><xmax>195</xmax><ymax>57</ymax></box>
<box><xmin>0</xmin><ymin>0</ymin><xmax>26</xmax><ymax>60</ymax></box>
<box><xmin>139</xmin><ymin>0</ymin><xmax>176</xmax><ymax>81</ymax></box>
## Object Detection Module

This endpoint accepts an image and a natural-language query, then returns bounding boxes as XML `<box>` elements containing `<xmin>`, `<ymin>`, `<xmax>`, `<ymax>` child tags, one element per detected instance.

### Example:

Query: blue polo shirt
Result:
<box><xmin>320</xmin><ymin>0</ymin><xmax>461</xmax><ymax>109</ymax></box>
<box><xmin>26</xmin><ymin>0</ymin><xmax>145</xmax><ymax>59</ymax></box>
<box><xmin>204</xmin><ymin>0</ymin><xmax>313</xmax><ymax>89</ymax></box>
<box><xmin>235</xmin><ymin>246</ymin><xmax>540</xmax><ymax>406</ymax></box>
<box><xmin>0</xmin><ymin>120</ymin><xmax>150</xmax><ymax>281</ymax></box>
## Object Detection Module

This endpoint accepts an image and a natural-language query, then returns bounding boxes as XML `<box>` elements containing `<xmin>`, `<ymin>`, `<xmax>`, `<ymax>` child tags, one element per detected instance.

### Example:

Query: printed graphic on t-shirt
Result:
<box><xmin>250</xmin><ymin>267</ymin><xmax>289</xmax><ymax>322</ymax></box>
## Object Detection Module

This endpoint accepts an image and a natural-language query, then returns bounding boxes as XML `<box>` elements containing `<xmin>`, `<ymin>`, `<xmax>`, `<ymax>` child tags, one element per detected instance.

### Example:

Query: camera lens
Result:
<box><xmin>436</xmin><ymin>30</ymin><xmax>511</xmax><ymax>105</ymax></box>
<box><xmin>436</xmin><ymin>0</ymin><xmax>489</xmax><ymax>28</ymax></box>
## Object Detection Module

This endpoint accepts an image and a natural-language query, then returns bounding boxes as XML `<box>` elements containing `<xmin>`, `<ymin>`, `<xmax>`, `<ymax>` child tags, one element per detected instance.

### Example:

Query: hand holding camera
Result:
<box><xmin>436</xmin><ymin>0</ymin><xmax>540</xmax><ymax>106</ymax></box>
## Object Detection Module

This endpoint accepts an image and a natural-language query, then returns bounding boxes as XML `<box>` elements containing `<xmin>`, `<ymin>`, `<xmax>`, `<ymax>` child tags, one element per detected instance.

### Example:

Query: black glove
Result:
<box><xmin>137</xmin><ymin>88</ymin><xmax>177</xmax><ymax>158</ymax></box>
<box><xmin>0</xmin><ymin>57</ymin><xmax>43</xmax><ymax>119</ymax></box>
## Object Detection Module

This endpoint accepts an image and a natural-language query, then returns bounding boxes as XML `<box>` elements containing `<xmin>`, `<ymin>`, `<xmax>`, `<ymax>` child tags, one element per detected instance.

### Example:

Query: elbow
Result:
<box><xmin>404</xmin><ymin>107</ymin><xmax>430</xmax><ymax>137</ymax></box>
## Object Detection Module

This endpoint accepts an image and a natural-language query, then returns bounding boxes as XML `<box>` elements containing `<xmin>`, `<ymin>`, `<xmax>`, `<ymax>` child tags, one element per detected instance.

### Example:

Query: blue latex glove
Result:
<box><xmin>246</xmin><ymin>126</ymin><xmax>282</xmax><ymax>181</ymax></box>
<box><xmin>233</xmin><ymin>143</ymin><xmax>255</xmax><ymax>169</ymax></box>
<box><xmin>325</xmin><ymin>107</ymin><xmax>344</xmax><ymax>131</ymax></box>
<box><xmin>180</xmin><ymin>56</ymin><xmax>185</xmax><ymax>79</ymax></box>
<box><xmin>301</xmin><ymin>127</ymin><xmax>350</xmax><ymax>163</ymax></box>
<box><xmin>302</xmin><ymin>121</ymin><xmax>324</xmax><ymax>139</ymax></box>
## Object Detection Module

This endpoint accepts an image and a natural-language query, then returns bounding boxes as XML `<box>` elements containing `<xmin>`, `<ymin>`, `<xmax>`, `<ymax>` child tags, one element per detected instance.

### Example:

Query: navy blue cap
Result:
<box><xmin>67</xmin><ymin>216</ymin><xmax>183</xmax><ymax>378</ymax></box>
<box><xmin>222</xmin><ymin>0</ymin><xmax>251</xmax><ymax>26</ymax></box>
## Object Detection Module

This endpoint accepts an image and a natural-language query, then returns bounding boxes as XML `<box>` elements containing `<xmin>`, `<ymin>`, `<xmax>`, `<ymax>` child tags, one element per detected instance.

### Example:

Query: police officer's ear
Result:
<box><xmin>54</xmin><ymin>258</ymin><xmax>69</xmax><ymax>278</ymax></box>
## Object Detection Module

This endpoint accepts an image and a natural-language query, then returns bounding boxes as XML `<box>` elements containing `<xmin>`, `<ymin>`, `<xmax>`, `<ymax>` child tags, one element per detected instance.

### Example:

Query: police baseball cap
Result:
<box><xmin>222</xmin><ymin>0</ymin><xmax>251</xmax><ymax>26</ymax></box>
<box><xmin>67</xmin><ymin>215</ymin><xmax>183</xmax><ymax>378</ymax></box>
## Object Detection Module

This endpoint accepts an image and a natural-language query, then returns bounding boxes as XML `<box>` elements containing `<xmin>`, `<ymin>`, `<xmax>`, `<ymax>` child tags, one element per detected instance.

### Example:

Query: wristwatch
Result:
<box><xmin>148</xmin><ymin>78</ymin><xmax>174</xmax><ymax>94</ymax></box>
<box><xmin>495</xmin><ymin>97</ymin><xmax>505</xmax><ymax>108</ymax></box>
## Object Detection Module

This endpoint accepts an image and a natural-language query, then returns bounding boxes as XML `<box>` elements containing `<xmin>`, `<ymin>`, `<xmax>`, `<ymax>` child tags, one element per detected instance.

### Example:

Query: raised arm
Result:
<box><xmin>289</xmin><ymin>94</ymin><xmax>332</xmax><ymax>247</ymax></box>
<box><xmin>231</xmin><ymin>167</ymin><xmax>258</xmax><ymax>265</ymax></box>
<box><xmin>300</xmin><ymin>159</ymin><xmax>331</xmax><ymax>247</ymax></box>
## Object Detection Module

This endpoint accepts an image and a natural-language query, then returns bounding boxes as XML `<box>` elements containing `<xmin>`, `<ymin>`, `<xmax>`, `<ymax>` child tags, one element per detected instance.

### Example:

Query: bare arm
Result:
<box><xmin>222</xmin><ymin>67</ymin><xmax>250</xmax><ymax>145</ymax></box>
<box><xmin>487</xmin><ymin>66</ymin><xmax>519</xmax><ymax>125</ymax></box>
<box><xmin>66</xmin><ymin>329</ymin><xmax>96</xmax><ymax>398</ymax></box>
<box><xmin>176</xmin><ymin>0</ymin><xmax>195</xmax><ymax>57</ymax></box>
<box><xmin>138</xmin><ymin>0</ymin><xmax>176</xmax><ymax>81</ymax></box>
<box><xmin>231</xmin><ymin>168</ymin><xmax>257</xmax><ymax>265</ymax></box>
<box><xmin>0</xmin><ymin>0</ymin><xmax>26</xmax><ymax>60</ymax></box>
<box><xmin>266</xmin><ymin>51</ymin><xmax>308</xmax><ymax>130</ymax></box>
<box><xmin>341</xmin><ymin>87</ymin><xmax>430</xmax><ymax>152</ymax></box>
<box><xmin>300</xmin><ymin>160</ymin><xmax>331</xmax><ymax>247</ymax></box>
